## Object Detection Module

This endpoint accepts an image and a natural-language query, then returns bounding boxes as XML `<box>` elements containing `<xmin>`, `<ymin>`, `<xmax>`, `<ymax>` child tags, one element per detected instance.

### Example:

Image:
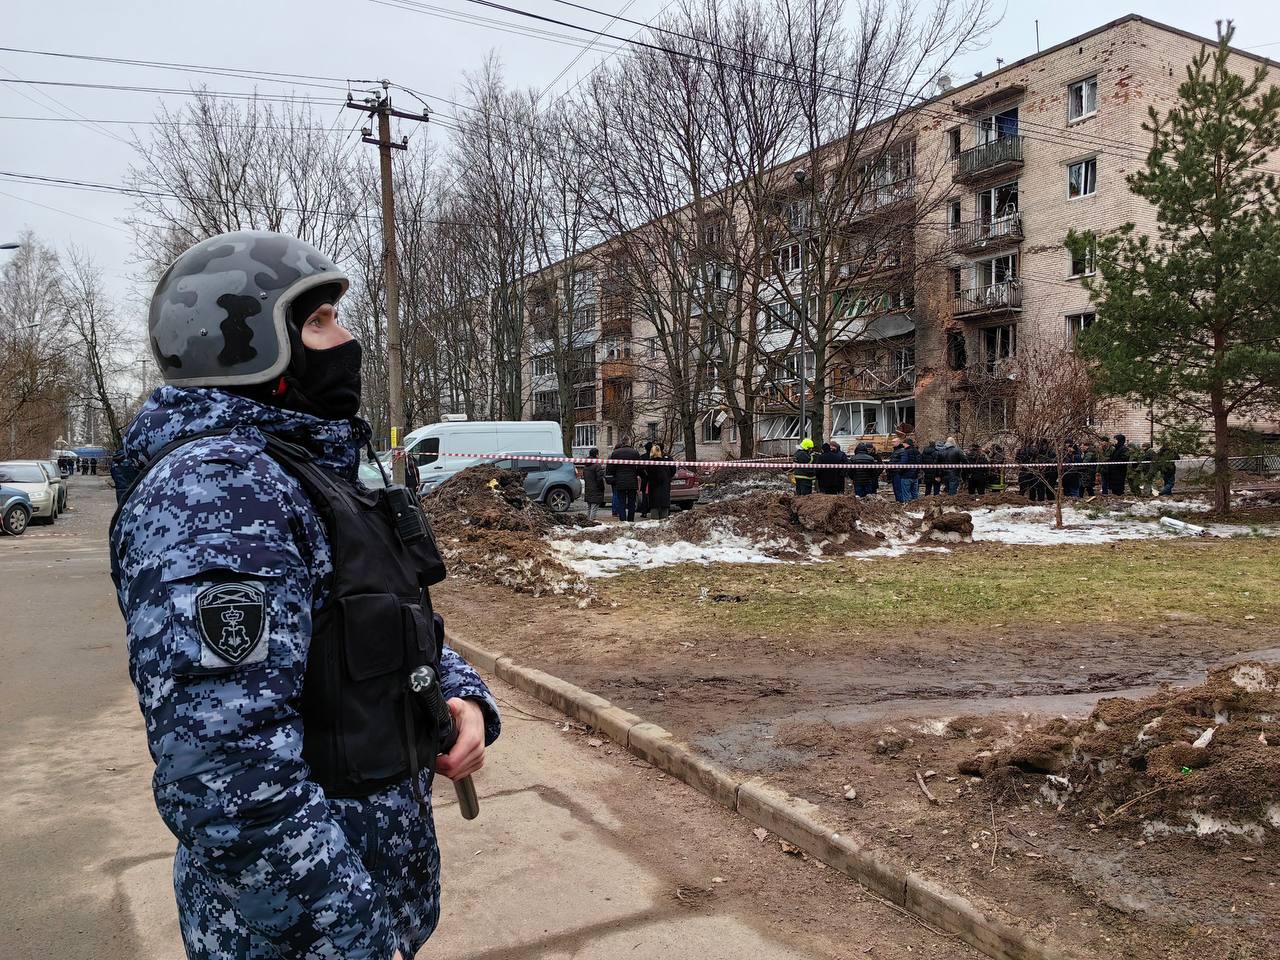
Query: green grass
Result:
<box><xmin>601</xmin><ymin>539</ymin><xmax>1279</xmax><ymax>632</ymax></box>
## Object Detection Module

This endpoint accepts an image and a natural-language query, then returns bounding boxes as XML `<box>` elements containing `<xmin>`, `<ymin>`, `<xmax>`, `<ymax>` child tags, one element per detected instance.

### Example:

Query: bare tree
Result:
<box><xmin>57</xmin><ymin>248</ymin><xmax>129</xmax><ymax>450</ymax></box>
<box><xmin>999</xmin><ymin>344</ymin><xmax>1115</xmax><ymax>528</ymax></box>
<box><xmin>450</xmin><ymin>59</ymin><xmax>542</xmax><ymax>420</ymax></box>
<box><xmin>127</xmin><ymin>90</ymin><xmax>361</xmax><ymax>274</ymax></box>
<box><xmin>0</xmin><ymin>233</ymin><xmax>74</xmax><ymax>457</ymax></box>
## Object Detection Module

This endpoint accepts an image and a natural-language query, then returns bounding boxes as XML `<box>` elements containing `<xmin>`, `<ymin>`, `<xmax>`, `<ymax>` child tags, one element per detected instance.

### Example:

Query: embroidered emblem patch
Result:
<box><xmin>195</xmin><ymin>582</ymin><xmax>266</xmax><ymax>665</ymax></box>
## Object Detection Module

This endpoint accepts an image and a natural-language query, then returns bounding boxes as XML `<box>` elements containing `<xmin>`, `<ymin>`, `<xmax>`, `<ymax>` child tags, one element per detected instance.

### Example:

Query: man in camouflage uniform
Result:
<box><xmin>110</xmin><ymin>230</ymin><xmax>500</xmax><ymax>959</ymax></box>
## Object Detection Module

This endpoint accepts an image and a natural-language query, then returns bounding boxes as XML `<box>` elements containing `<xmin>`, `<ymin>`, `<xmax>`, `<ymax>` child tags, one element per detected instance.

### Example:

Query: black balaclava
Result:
<box><xmin>232</xmin><ymin>283</ymin><xmax>362</xmax><ymax>421</ymax></box>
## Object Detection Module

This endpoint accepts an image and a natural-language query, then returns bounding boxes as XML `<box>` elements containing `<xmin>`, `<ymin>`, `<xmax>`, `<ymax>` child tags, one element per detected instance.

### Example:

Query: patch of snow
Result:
<box><xmin>913</xmin><ymin>718</ymin><xmax>954</xmax><ymax>737</ymax></box>
<box><xmin>548</xmin><ymin>524</ymin><xmax>791</xmax><ymax>577</ymax></box>
<box><xmin>1137</xmin><ymin>718</ymin><xmax>1161</xmax><ymax>744</ymax></box>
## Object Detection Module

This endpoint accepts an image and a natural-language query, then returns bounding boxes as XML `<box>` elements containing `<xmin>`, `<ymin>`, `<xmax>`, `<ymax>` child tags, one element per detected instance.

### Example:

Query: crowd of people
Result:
<box><xmin>793</xmin><ymin>432</ymin><xmax>1179</xmax><ymax>503</ymax></box>
<box><xmin>581</xmin><ymin>437</ymin><xmax>678</xmax><ymax>522</ymax></box>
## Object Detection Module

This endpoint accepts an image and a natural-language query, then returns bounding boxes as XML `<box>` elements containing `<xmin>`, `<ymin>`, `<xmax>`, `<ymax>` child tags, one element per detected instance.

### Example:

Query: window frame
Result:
<box><xmin>1067</xmin><ymin>238</ymin><xmax>1096</xmax><ymax>279</ymax></box>
<box><xmin>1067</xmin><ymin>75</ymin><xmax>1099</xmax><ymax>123</ymax></box>
<box><xmin>532</xmin><ymin>354</ymin><xmax>556</xmax><ymax>378</ymax></box>
<box><xmin>1065</xmin><ymin>311</ymin><xmax>1096</xmax><ymax>344</ymax></box>
<box><xmin>946</xmin><ymin>127</ymin><xmax>961</xmax><ymax>160</ymax></box>
<box><xmin>947</xmin><ymin>198</ymin><xmax>962</xmax><ymax>231</ymax></box>
<box><xmin>1067</xmin><ymin>156</ymin><xmax>1098</xmax><ymax>199</ymax></box>
<box><xmin>574</xmin><ymin>423</ymin><xmax>597</xmax><ymax>449</ymax></box>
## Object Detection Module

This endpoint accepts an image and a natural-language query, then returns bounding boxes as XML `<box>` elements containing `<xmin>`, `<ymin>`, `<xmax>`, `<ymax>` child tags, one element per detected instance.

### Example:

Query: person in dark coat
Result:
<box><xmin>1081</xmin><ymin>441</ymin><xmax>1100</xmax><ymax>496</ymax></box>
<box><xmin>888</xmin><ymin>438</ymin><xmax>907</xmax><ymax>501</ymax></box>
<box><xmin>637</xmin><ymin>439</ymin><xmax>655</xmax><ymax>517</ymax></box>
<box><xmin>1107</xmin><ymin>434</ymin><xmax>1128</xmax><ymax>496</ymax></box>
<box><xmin>605</xmin><ymin>437</ymin><xmax>643</xmax><ymax>521</ymax></box>
<box><xmin>935</xmin><ymin>436</ymin><xmax>966</xmax><ymax>496</ymax></box>
<box><xmin>1016</xmin><ymin>443</ymin><xmax>1036</xmax><ymax>499</ymax></box>
<box><xmin>850</xmin><ymin>443</ymin><xmax>880</xmax><ymax>497</ymax></box>
<box><xmin>920</xmin><ymin>441</ymin><xmax>942</xmax><ymax>497</ymax></box>
<box><xmin>582</xmin><ymin>447</ymin><xmax>607</xmax><ymax>522</ymax></box>
<box><xmin>642</xmin><ymin>443</ymin><xmax>676</xmax><ymax>519</ymax></box>
<box><xmin>900</xmin><ymin>438</ymin><xmax>921</xmax><ymax>501</ymax></box>
<box><xmin>965</xmin><ymin>444</ymin><xmax>990</xmax><ymax>496</ymax></box>
<box><xmin>816</xmin><ymin>440</ymin><xmax>848</xmax><ymax>495</ymax></box>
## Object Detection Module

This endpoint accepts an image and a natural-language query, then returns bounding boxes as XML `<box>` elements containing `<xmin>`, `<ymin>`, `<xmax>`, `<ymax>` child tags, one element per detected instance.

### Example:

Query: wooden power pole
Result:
<box><xmin>346</xmin><ymin>81</ymin><xmax>429</xmax><ymax>484</ymax></box>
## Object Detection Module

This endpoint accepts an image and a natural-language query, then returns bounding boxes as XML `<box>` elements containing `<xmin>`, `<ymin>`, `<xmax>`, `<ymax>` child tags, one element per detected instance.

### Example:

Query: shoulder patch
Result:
<box><xmin>196</xmin><ymin>582</ymin><xmax>267</xmax><ymax>666</ymax></box>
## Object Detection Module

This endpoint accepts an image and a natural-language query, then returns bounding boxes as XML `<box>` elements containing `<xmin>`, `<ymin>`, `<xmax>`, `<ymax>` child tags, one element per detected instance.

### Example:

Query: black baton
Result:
<box><xmin>408</xmin><ymin>666</ymin><xmax>480</xmax><ymax>820</ymax></box>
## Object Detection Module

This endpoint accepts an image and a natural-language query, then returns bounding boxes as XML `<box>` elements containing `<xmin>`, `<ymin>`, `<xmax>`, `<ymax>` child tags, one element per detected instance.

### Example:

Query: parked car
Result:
<box><xmin>34</xmin><ymin>460</ymin><xmax>67</xmax><ymax>514</ymax></box>
<box><xmin>0</xmin><ymin>462</ymin><xmax>56</xmax><ymax>523</ymax></box>
<box><xmin>0</xmin><ymin>485</ymin><xmax>32</xmax><ymax>536</ymax></box>
<box><xmin>478</xmin><ymin>452</ymin><xmax>581</xmax><ymax>513</ymax></box>
<box><xmin>405</xmin><ymin>419</ymin><xmax>564</xmax><ymax>494</ymax></box>
<box><xmin>668</xmin><ymin>464</ymin><xmax>702</xmax><ymax>510</ymax></box>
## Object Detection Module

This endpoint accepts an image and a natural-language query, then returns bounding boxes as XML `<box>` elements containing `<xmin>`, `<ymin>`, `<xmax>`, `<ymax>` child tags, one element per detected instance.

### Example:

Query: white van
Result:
<box><xmin>404</xmin><ymin>419</ymin><xmax>565</xmax><ymax>492</ymax></box>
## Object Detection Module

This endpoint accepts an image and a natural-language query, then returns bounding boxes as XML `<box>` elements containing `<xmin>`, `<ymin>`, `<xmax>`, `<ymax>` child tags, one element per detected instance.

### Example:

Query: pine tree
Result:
<box><xmin>1068</xmin><ymin>21</ymin><xmax>1280</xmax><ymax>514</ymax></box>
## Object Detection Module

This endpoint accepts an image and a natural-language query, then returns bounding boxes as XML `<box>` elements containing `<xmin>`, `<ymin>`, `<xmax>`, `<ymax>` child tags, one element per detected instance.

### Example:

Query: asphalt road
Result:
<box><xmin>0</xmin><ymin>478</ymin><xmax>970</xmax><ymax>960</ymax></box>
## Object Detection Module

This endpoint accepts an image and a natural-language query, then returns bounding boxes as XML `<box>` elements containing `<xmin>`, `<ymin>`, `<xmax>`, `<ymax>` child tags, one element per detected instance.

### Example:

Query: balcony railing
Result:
<box><xmin>953</xmin><ymin>279</ymin><xmax>1023</xmax><ymax>316</ymax></box>
<box><xmin>950</xmin><ymin>214</ymin><xmax>1024</xmax><ymax>253</ymax></box>
<box><xmin>955</xmin><ymin>136</ymin><xmax>1024</xmax><ymax>181</ymax></box>
<box><xmin>855</xmin><ymin>177</ymin><xmax>916</xmax><ymax>215</ymax></box>
<box><xmin>832</xmin><ymin>364</ymin><xmax>916</xmax><ymax>399</ymax></box>
<box><xmin>532</xmin><ymin>406</ymin><xmax>562</xmax><ymax>422</ymax></box>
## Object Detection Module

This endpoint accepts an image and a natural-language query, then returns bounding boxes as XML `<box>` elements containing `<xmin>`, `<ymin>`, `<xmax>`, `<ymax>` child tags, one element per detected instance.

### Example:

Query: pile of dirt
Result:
<box><xmin>963</xmin><ymin>661</ymin><xmax>1280</xmax><ymax>842</ymax></box>
<box><xmin>701</xmin><ymin>463</ymin><xmax>787</xmax><ymax>487</ymax></box>
<box><xmin>917</xmin><ymin>506</ymin><xmax>974</xmax><ymax>542</ymax></box>
<box><xmin>673</xmin><ymin>490</ymin><xmax>882</xmax><ymax>556</ymax></box>
<box><xmin>422</xmin><ymin>466</ymin><xmax>592</xmax><ymax>600</ymax></box>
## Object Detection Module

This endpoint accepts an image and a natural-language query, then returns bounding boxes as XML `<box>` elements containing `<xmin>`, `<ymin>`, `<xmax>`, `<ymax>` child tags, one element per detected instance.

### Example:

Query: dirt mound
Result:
<box><xmin>966</xmin><ymin>662</ymin><xmax>1280</xmax><ymax>842</ymax></box>
<box><xmin>422</xmin><ymin>464</ymin><xmax>554</xmax><ymax>534</ymax></box>
<box><xmin>422</xmin><ymin>466</ymin><xmax>591</xmax><ymax>600</ymax></box>
<box><xmin>673</xmin><ymin>490</ymin><xmax>880</xmax><ymax>555</ymax></box>
<box><xmin>699</xmin><ymin>468</ymin><xmax>792</xmax><ymax>503</ymax></box>
<box><xmin>918</xmin><ymin>506</ymin><xmax>974</xmax><ymax>542</ymax></box>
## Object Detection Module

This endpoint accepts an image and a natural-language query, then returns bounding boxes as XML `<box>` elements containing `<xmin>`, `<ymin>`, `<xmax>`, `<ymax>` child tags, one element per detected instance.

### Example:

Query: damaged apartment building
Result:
<box><xmin>522</xmin><ymin>15</ymin><xmax>1275</xmax><ymax>458</ymax></box>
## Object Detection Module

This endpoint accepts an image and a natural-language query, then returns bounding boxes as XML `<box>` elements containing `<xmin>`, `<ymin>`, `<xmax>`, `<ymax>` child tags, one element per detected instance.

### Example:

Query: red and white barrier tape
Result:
<box><xmin>422</xmin><ymin>451</ymin><xmax>1210</xmax><ymax>471</ymax></box>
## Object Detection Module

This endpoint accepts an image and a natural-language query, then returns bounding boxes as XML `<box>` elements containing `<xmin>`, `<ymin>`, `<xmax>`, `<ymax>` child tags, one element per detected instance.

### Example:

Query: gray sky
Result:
<box><xmin>3</xmin><ymin>0</ymin><xmax>1280</xmax><ymax>318</ymax></box>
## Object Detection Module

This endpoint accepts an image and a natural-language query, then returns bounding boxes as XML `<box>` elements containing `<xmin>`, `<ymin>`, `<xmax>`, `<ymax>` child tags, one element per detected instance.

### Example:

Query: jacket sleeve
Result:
<box><xmin>117</xmin><ymin>454</ymin><xmax>394</xmax><ymax>958</ymax></box>
<box><xmin>438</xmin><ymin>644</ymin><xmax>503</xmax><ymax>746</ymax></box>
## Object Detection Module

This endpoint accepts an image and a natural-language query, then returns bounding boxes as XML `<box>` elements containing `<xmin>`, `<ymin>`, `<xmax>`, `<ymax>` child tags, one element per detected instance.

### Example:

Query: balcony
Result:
<box><xmin>832</xmin><ymin>364</ymin><xmax>916</xmax><ymax>400</ymax></box>
<box><xmin>952</xmin><ymin>279</ymin><xmax>1023</xmax><ymax>317</ymax></box>
<box><xmin>950</xmin><ymin>214</ymin><xmax>1024</xmax><ymax>255</ymax></box>
<box><xmin>953</xmin><ymin>136</ymin><xmax>1024</xmax><ymax>183</ymax></box>
<box><xmin>601</xmin><ymin>312</ymin><xmax>633</xmax><ymax>339</ymax></box>
<box><xmin>854</xmin><ymin>178</ymin><xmax>916</xmax><ymax>218</ymax></box>
<box><xmin>572</xmin><ymin>363</ymin><xmax>597</xmax><ymax>385</ymax></box>
<box><xmin>601</xmin><ymin>359</ymin><xmax>633</xmax><ymax>381</ymax></box>
<box><xmin>532</xmin><ymin>405</ymin><xmax>562</xmax><ymax>422</ymax></box>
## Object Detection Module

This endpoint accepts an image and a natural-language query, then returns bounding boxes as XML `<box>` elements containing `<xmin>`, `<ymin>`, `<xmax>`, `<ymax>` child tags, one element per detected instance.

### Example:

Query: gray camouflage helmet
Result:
<box><xmin>148</xmin><ymin>230</ymin><xmax>349</xmax><ymax>387</ymax></box>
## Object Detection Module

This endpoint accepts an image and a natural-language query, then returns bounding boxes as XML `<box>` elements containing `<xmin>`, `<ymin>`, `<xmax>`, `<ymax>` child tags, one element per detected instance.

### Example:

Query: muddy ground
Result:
<box><xmin>435</xmin><ymin>535</ymin><xmax>1280</xmax><ymax>960</ymax></box>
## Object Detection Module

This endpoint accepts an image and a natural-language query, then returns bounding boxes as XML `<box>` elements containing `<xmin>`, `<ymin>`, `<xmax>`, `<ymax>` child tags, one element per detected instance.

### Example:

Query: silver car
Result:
<box><xmin>35</xmin><ymin>460</ymin><xmax>67</xmax><ymax>514</ymax></box>
<box><xmin>0</xmin><ymin>462</ymin><xmax>57</xmax><ymax>523</ymax></box>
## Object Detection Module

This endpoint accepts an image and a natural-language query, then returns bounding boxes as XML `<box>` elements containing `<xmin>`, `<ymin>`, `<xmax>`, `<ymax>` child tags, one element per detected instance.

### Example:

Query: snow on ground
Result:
<box><xmin>546</xmin><ymin>501</ymin><xmax>1278</xmax><ymax>577</ymax></box>
<box><xmin>547</xmin><ymin>519</ymin><xmax>797</xmax><ymax>577</ymax></box>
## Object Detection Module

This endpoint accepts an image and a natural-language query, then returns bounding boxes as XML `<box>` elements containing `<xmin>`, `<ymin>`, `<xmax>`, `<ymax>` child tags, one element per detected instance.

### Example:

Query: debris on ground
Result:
<box><xmin>964</xmin><ymin>661</ymin><xmax>1280</xmax><ymax>842</ymax></box>
<box><xmin>422</xmin><ymin>465</ymin><xmax>593</xmax><ymax>600</ymax></box>
<box><xmin>917</xmin><ymin>506</ymin><xmax>974</xmax><ymax>543</ymax></box>
<box><xmin>551</xmin><ymin>491</ymin><xmax>894</xmax><ymax>575</ymax></box>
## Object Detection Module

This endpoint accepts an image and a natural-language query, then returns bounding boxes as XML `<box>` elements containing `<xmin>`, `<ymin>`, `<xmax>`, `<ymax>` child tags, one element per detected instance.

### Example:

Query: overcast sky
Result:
<box><xmin>4</xmin><ymin>0</ymin><xmax>1280</xmax><ymax>337</ymax></box>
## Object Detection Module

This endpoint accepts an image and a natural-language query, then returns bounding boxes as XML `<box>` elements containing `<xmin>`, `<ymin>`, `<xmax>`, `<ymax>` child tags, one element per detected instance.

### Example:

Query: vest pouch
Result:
<box><xmin>339</xmin><ymin>593</ymin><xmax>409</xmax><ymax>785</ymax></box>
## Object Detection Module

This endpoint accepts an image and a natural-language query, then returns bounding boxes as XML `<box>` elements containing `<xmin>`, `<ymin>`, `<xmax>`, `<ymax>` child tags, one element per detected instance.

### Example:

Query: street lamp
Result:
<box><xmin>793</xmin><ymin>168</ymin><xmax>809</xmax><ymax>443</ymax></box>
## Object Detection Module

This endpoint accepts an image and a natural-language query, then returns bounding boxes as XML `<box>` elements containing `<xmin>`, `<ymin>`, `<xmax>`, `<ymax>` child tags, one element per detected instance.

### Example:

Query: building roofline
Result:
<box><xmin>923</xmin><ymin>14</ymin><xmax>1275</xmax><ymax>111</ymax></box>
<box><xmin>523</xmin><ymin>14</ymin><xmax>1277</xmax><ymax>285</ymax></box>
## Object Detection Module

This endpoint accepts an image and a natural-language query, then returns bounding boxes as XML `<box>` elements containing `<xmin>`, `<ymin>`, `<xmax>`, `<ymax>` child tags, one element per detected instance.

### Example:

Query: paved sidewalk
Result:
<box><xmin>1</xmin><ymin>481</ymin><xmax>968</xmax><ymax>960</ymax></box>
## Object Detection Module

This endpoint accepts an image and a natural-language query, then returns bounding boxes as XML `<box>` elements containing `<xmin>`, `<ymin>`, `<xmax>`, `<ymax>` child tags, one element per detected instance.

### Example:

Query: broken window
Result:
<box><xmin>1068</xmin><ymin>76</ymin><xmax>1098</xmax><ymax>122</ymax></box>
<box><xmin>1068</xmin><ymin>157</ymin><xmax>1097</xmax><ymax>198</ymax></box>
<box><xmin>948</xmin><ymin>331</ymin><xmax>968</xmax><ymax>370</ymax></box>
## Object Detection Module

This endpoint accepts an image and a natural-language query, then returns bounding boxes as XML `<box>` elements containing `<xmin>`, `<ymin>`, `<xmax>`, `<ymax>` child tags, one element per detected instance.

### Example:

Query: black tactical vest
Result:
<box><xmin>113</xmin><ymin>429</ymin><xmax>447</xmax><ymax>799</ymax></box>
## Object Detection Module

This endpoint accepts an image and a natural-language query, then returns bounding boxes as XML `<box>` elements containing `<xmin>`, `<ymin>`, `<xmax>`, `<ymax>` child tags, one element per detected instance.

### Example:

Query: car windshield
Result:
<box><xmin>38</xmin><ymin>462</ymin><xmax>58</xmax><ymax>479</ymax></box>
<box><xmin>0</xmin><ymin>464</ymin><xmax>48</xmax><ymax>483</ymax></box>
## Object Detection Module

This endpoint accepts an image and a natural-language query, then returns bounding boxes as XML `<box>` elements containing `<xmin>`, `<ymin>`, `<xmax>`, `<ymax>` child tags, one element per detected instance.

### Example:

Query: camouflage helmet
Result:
<box><xmin>148</xmin><ymin>230</ymin><xmax>348</xmax><ymax>387</ymax></box>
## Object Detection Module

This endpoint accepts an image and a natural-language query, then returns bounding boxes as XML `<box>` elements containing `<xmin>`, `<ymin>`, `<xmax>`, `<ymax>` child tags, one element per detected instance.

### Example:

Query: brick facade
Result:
<box><xmin>520</xmin><ymin>16</ymin><xmax>1279</xmax><ymax>458</ymax></box>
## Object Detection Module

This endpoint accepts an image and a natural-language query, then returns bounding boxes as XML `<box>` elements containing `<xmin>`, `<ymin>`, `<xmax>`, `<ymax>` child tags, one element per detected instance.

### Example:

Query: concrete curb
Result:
<box><xmin>448</xmin><ymin>630</ymin><xmax>1086</xmax><ymax>960</ymax></box>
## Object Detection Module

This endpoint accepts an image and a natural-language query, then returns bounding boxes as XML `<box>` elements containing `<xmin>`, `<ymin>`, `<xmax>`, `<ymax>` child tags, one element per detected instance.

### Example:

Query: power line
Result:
<box><xmin>379</xmin><ymin>0</ymin><xmax>1153</xmax><ymax>164</ymax></box>
<box><xmin>0</xmin><ymin>187</ymin><xmax>130</xmax><ymax>234</ymax></box>
<box><xmin>0</xmin><ymin>169</ymin><xmax>479</xmax><ymax>228</ymax></box>
<box><xmin>541</xmin><ymin>0</ymin><xmax>639</xmax><ymax>98</ymax></box>
<box><xmin>0</xmin><ymin>63</ymin><xmax>132</xmax><ymax>146</ymax></box>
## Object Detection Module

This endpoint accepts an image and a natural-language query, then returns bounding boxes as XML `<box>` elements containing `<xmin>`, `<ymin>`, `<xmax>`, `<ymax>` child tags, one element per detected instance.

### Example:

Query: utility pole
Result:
<box><xmin>346</xmin><ymin>81</ymin><xmax>428</xmax><ymax>485</ymax></box>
